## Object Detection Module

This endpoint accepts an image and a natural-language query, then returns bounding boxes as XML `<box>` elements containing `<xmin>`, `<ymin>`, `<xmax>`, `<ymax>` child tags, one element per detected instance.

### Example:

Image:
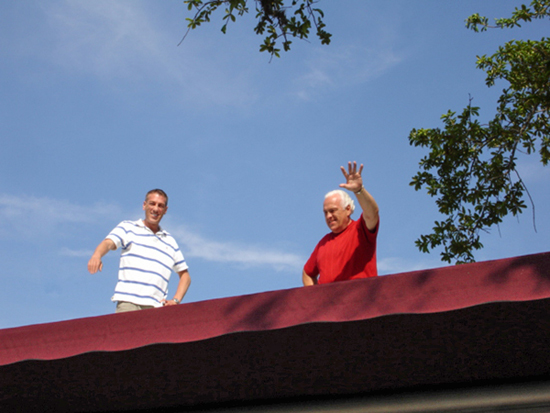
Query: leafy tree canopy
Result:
<box><xmin>181</xmin><ymin>0</ymin><xmax>331</xmax><ymax>58</ymax></box>
<box><xmin>409</xmin><ymin>0</ymin><xmax>550</xmax><ymax>264</ymax></box>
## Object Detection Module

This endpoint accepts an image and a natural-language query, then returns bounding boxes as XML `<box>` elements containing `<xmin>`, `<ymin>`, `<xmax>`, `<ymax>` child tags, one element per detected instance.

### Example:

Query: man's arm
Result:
<box><xmin>340</xmin><ymin>161</ymin><xmax>379</xmax><ymax>231</ymax></box>
<box><xmin>354</xmin><ymin>186</ymin><xmax>379</xmax><ymax>231</ymax></box>
<box><xmin>162</xmin><ymin>269</ymin><xmax>191</xmax><ymax>306</ymax></box>
<box><xmin>302</xmin><ymin>269</ymin><xmax>318</xmax><ymax>286</ymax></box>
<box><xmin>88</xmin><ymin>239</ymin><xmax>116</xmax><ymax>274</ymax></box>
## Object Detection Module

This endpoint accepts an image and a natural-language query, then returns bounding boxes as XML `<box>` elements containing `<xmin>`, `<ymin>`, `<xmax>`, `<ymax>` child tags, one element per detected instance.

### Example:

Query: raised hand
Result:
<box><xmin>339</xmin><ymin>161</ymin><xmax>364</xmax><ymax>193</ymax></box>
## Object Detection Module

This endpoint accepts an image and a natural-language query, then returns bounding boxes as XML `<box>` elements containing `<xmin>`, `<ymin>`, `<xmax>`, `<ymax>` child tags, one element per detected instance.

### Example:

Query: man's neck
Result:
<box><xmin>332</xmin><ymin>218</ymin><xmax>352</xmax><ymax>235</ymax></box>
<box><xmin>143</xmin><ymin>220</ymin><xmax>159</xmax><ymax>233</ymax></box>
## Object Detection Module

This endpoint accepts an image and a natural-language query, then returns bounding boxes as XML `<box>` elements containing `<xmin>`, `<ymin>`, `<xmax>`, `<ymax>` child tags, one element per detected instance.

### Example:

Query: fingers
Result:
<box><xmin>340</xmin><ymin>165</ymin><xmax>348</xmax><ymax>178</ymax></box>
<box><xmin>341</xmin><ymin>161</ymin><xmax>363</xmax><ymax>176</ymax></box>
<box><xmin>87</xmin><ymin>259</ymin><xmax>103</xmax><ymax>274</ymax></box>
<box><xmin>350</xmin><ymin>161</ymin><xmax>363</xmax><ymax>174</ymax></box>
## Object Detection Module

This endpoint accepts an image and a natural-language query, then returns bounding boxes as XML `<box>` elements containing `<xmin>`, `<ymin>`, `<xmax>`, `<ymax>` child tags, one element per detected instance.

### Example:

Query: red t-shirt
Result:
<box><xmin>304</xmin><ymin>215</ymin><xmax>378</xmax><ymax>284</ymax></box>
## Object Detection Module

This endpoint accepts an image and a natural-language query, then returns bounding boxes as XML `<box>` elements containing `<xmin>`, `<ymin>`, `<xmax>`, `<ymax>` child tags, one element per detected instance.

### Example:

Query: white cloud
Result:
<box><xmin>293</xmin><ymin>41</ymin><xmax>405</xmax><ymax>100</ymax></box>
<box><xmin>47</xmin><ymin>1</ymin><xmax>162</xmax><ymax>78</ymax></box>
<box><xmin>171</xmin><ymin>225</ymin><xmax>305</xmax><ymax>272</ymax></box>
<box><xmin>377</xmin><ymin>256</ymin><xmax>446</xmax><ymax>275</ymax></box>
<box><xmin>0</xmin><ymin>193</ymin><xmax>120</xmax><ymax>229</ymax></box>
<box><xmin>44</xmin><ymin>0</ymin><xmax>258</xmax><ymax>108</ymax></box>
<box><xmin>0</xmin><ymin>193</ymin><xmax>303</xmax><ymax>272</ymax></box>
<box><xmin>59</xmin><ymin>247</ymin><xmax>93</xmax><ymax>258</ymax></box>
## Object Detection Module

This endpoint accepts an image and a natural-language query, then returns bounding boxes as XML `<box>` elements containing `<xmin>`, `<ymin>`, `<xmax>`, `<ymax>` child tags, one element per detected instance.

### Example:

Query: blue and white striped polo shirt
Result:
<box><xmin>107</xmin><ymin>219</ymin><xmax>188</xmax><ymax>307</ymax></box>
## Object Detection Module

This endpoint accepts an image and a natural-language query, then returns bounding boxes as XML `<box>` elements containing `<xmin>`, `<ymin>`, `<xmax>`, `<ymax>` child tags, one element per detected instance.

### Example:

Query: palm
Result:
<box><xmin>340</xmin><ymin>161</ymin><xmax>363</xmax><ymax>192</ymax></box>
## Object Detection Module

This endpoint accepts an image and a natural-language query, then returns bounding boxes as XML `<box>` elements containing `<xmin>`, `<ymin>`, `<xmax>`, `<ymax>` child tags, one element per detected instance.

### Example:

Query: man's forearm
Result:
<box><xmin>92</xmin><ymin>239</ymin><xmax>116</xmax><ymax>258</ymax></box>
<box><xmin>88</xmin><ymin>239</ymin><xmax>116</xmax><ymax>274</ymax></box>
<box><xmin>174</xmin><ymin>270</ymin><xmax>191</xmax><ymax>302</ymax></box>
<box><xmin>355</xmin><ymin>186</ymin><xmax>379</xmax><ymax>231</ymax></box>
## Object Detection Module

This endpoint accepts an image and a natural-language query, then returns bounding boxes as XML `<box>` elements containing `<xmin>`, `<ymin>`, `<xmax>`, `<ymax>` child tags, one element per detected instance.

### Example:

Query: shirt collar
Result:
<box><xmin>137</xmin><ymin>219</ymin><xmax>166</xmax><ymax>236</ymax></box>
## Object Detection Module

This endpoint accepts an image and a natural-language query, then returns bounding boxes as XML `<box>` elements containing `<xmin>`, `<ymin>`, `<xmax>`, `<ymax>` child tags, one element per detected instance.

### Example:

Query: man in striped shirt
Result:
<box><xmin>88</xmin><ymin>189</ymin><xmax>191</xmax><ymax>313</ymax></box>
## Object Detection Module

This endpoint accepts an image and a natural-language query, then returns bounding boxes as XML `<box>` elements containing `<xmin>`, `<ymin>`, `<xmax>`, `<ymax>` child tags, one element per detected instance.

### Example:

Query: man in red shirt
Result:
<box><xmin>302</xmin><ymin>161</ymin><xmax>380</xmax><ymax>285</ymax></box>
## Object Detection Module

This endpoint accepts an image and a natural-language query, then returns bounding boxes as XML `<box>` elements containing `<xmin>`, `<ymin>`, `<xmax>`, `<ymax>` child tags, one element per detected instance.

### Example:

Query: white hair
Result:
<box><xmin>324</xmin><ymin>190</ymin><xmax>355</xmax><ymax>214</ymax></box>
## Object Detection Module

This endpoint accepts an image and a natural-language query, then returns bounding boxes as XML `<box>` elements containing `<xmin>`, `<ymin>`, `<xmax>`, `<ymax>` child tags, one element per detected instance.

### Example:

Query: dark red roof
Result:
<box><xmin>1</xmin><ymin>252</ymin><xmax>550</xmax><ymax>412</ymax></box>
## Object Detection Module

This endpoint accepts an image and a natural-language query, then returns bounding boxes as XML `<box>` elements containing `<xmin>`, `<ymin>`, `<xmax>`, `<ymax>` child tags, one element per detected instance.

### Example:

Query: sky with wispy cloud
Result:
<box><xmin>1</xmin><ymin>0</ymin><xmax>548</xmax><ymax>328</ymax></box>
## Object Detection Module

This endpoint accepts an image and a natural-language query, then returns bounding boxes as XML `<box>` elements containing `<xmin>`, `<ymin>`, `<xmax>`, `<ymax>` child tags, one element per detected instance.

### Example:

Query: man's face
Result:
<box><xmin>142</xmin><ymin>193</ymin><xmax>168</xmax><ymax>230</ymax></box>
<box><xmin>323</xmin><ymin>194</ymin><xmax>351</xmax><ymax>234</ymax></box>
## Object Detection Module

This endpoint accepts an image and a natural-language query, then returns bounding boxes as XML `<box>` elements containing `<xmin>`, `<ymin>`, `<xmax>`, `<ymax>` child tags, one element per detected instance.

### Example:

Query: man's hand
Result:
<box><xmin>339</xmin><ymin>161</ymin><xmax>364</xmax><ymax>193</ymax></box>
<box><xmin>340</xmin><ymin>161</ymin><xmax>379</xmax><ymax>231</ymax></box>
<box><xmin>88</xmin><ymin>239</ymin><xmax>115</xmax><ymax>274</ymax></box>
<box><xmin>87</xmin><ymin>256</ymin><xmax>103</xmax><ymax>274</ymax></box>
<box><xmin>162</xmin><ymin>270</ymin><xmax>191</xmax><ymax>306</ymax></box>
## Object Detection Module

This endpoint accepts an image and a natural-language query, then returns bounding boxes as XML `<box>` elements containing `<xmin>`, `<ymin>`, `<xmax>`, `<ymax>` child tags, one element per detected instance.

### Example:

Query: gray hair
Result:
<box><xmin>325</xmin><ymin>190</ymin><xmax>355</xmax><ymax>214</ymax></box>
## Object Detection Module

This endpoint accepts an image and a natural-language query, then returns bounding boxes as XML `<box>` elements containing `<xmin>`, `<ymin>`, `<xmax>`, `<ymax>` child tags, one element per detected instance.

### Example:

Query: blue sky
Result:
<box><xmin>1</xmin><ymin>0</ymin><xmax>548</xmax><ymax>329</ymax></box>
